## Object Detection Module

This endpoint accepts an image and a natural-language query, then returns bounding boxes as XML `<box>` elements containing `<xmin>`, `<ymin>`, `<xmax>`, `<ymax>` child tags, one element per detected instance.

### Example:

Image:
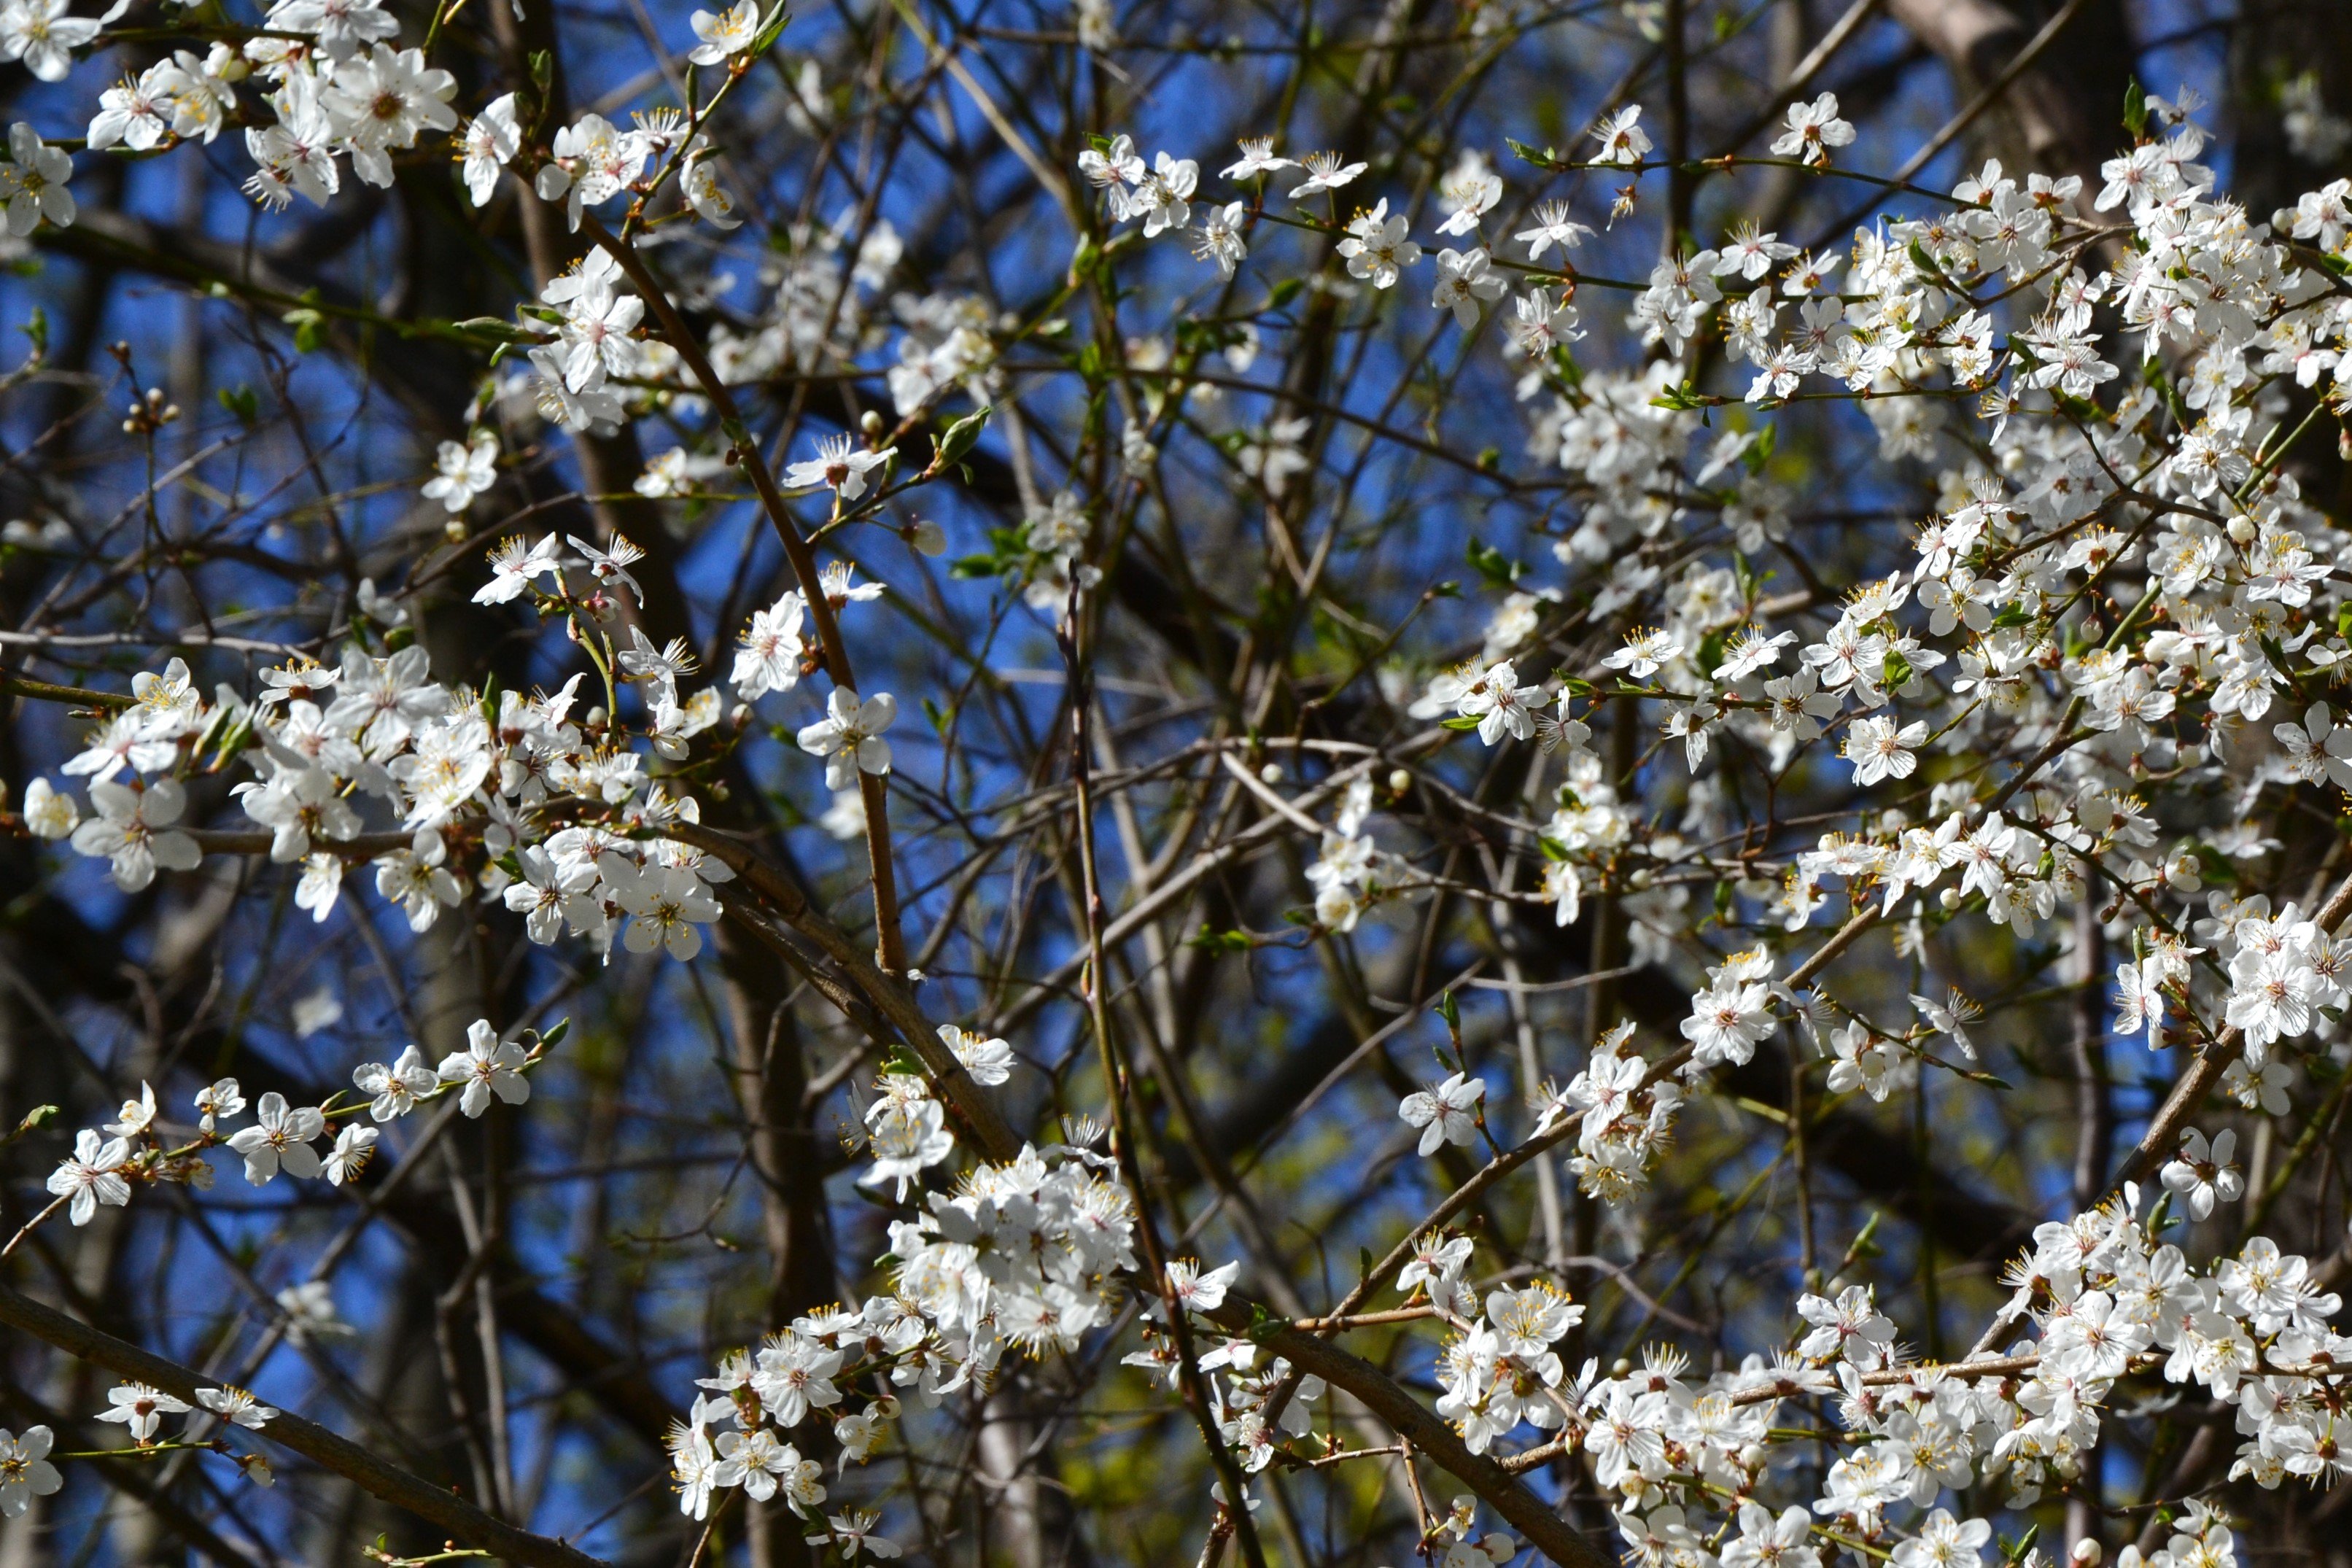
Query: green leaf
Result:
<box><xmin>950</xmin><ymin>553</ymin><xmax>1004</xmax><ymax>580</ymax></box>
<box><xmin>217</xmin><ymin>384</ymin><xmax>259</xmax><ymax>424</ymax></box>
<box><xmin>3</xmin><ymin>1104</ymin><xmax>58</xmax><ymax>1148</ymax></box>
<box><xmin>934</xmin><ymin>404</ymin><xmax>992</xmax><ymax>467</ymax></box>
<box><xmin>1433</xmin><ymin>990</ymin><xmax>1460</xmax><ymax>1031</ymax></box>
<box><xmin>749</xmin><ymin>2</ymin><xmax>792</xmax><ymax>56</ymax></box>
<box><xmin>1267</xmin><ymin>276</ymin><xmax>1305</xmax><ymax>311</ymax></box>
<box><xmin>456</xmin><ymin>316</ymin><xmax>541</xmax><ymax>343</ymax></box>
<box><xmin>2122</xmin><ymin>78</ymin><xmax>2148</xmax><ymax>141</ymax></box>
<box><xmin>1187</xmin><ymin>924</ymin><xmax>1254</xmax><ymax>953</ymax></box>
<box><xmin>1464</xmin><ymin>536</ymin><xmax>1515</xmax><ymax>586</ymax></box>
<box><xmin>1648</xmin><ymin>379</ymin><xmax>1707</xmax><ymax>411</ymax></box>
<box><xmin>282</xmin><ymin>306</ymin><xmax>325</xmax><ymax>354</ymax></box>
<box><xmin>20</xmin><ymin>306</ymin><xmax>45</xmax><ymax>357</ymax></box>
<box><xmin>1905</xmin><ymin>240</ymin><xmax>1953</xmax><ymax>287</ymax></box>
<box><xmin>540</xmin><ymin>1017</ymin><xmax>571</xmax><ymax>1049</ymax></box>
<box><xmin>1439</xmin><ymin>715</ymin><xmax>1484</xmax><ymax>731</ymax></box>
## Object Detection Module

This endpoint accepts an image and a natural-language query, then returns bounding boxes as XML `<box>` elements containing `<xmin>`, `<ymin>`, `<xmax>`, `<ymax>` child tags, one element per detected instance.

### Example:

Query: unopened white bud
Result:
<box><xmin>2071</xmin><ymin>1540</ymin><xmax>2103</xmax><ymax>1568</ymax></box>
<box><xmin>910</xmin><ymin>519</ymin><xmax>947</xmax><ymax>556</ymax></box>
<box><xmin>860</xmin><ymin>409</ymin><xmax>885</xmax><ymax>438</ymax></box>
<box><xmin>1389</xmin><ymin>768</ymin><xmax>1412</xmax><ymax>794</ymax></box>
<box><xmin>1939</xmin><ymin>887</ymin><xmax>1963</xmax><ymax>910</ymax></box>
<box><xmin>1259</xmin><ymin>762</ymin><xmax>1283</xmax><ymax>784</ymax></box>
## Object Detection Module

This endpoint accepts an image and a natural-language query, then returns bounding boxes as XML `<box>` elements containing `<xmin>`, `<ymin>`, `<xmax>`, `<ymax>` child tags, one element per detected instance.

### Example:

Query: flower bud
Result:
<box><xmin>2072</xmin><ymin>1541</ymin><xmax>2103</xmax><ymax>1568</ymax></box>
<box><xmin>910</xmin><ymin>518</ymin><xmax>947</xmax><ymax>556</ymax></box>
<box><xmin>1259</xmin><ymin>762</ymin><xmax>1284</xmax><ymax>784</ymax></box>
<box><xmin>861</xmin><ymin>409</ymin><xmax>885</xmax><ymax>438</ymax></box>
<box><xmin>1389</xmin><ymin>768</ymin><xmax>1412</xmax><ymax>794</ymax></box>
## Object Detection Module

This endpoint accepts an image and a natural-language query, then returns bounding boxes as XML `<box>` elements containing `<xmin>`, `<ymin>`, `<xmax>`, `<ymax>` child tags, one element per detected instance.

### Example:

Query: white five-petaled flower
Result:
<box><xmin>1076</xmin><ymin>133</ymin><xmax>1143</xmax><ymax>191</ymax></box>
<box><xmin>797</xmin><ymin>688</ymin><xmax>896</xmax><ymax>789</ymax></box>
<box><xmin>1192</xmin><ymin>201</ymin><xmax>1248</xmax><ymax>276</ymax></box>
<box><xmin>354</xmin><ymin>1045</ymin><xmax>438</xmax><ymax>1120</ymax></box>
<box><xmin>1515</xmin><ymin>199</ymin><xmax>1591</xmax><ymax>261</ymax></box>
<box><xmin>96</xmin><ymin>1383</ymin><xmax>189</xmax><ymax>1443</ymax></box>
<box><xmin>228</xmin><ymin>1092</ymin><xmax>326</xmax><ymax>1184</ymax></box>
<box><xmin>194</xmin><ymin>1386</ymin><xmax>276</xmax><ymax>1429</ymax></box>
<box><xmin>423</xmin><ymin>433</ymin><xmax>499</xmax><ymax>513</ymax></box>
<box><xmin>1222</xmin><ymin>137</ymin><xmax>1294</xmax><ymax>179</ymax></box>
<box><xmin>567</xmin><ymin>530</ymin><xmax>645</xmax><ymax>605</ymax></box>
<box><xmin>1287</xmin><ymin>150</ymin><xmax>1366</xmax><ymax>200</ymax></box>
<box><xmin>1681</xmin><ymin>977</ymin><xmax>1775</xmax><ymax>1069</ymax></box>
<box><xmin>438</xmin><ymin>1019</ymin><xmax>532</xmax><ymax>1117</ymax></box>
<box><xmin>1840</xmin><ymin>714</ymin><xmax>1926</xmax><ymax>787</ymax></box>
<box><xmin>1589</xmin><ymin>105</ymin><xmax>1650</xmax><ymax>165</ymax></box>
<box><xmin>2161</xmin><ymin>1127</ymin><xmax>2245</xmax><ymax>1220</ymax></box>
<box><xmin>1336</xmin><ymin>198</ymin><xmax>1419</xmax><ymax>289</ymax></box>
<box><xmin>1399</xmin><ymin>1072</ymin><xmax>1485</xmax><ymax>1155</ymax></box>
<box><xmin>1604</xmin><ymin>628</ymin><xmax>1683</xmax><ymax>680</ymax></box>
<box><xmin>103</xmin><ymin>1082</ymin><xmax>155</xmax><ymax>1138</ymax></box>
<box><xmin>619</xmin><ymin>624</ymin><xmax>699</xmax><ymax>699</ymax></box>
<box><xmin>937</xmin><ymin>1024</ymin><xmax>1014</xmax><ymax>1085</ymax></box>
<box><xmin>1455</xmin><ymin>659</ymin><xmax>1542</xmax><ymax>744</ymax></box>
<box><xmin>460</xmin><ymin>93</ymin><xmax>520</xmax><ymax>206</ymax></box>
<box><xmin>21</xmin><ymin>776</ymin><xmax>76</xmax><ymax>838</ymax></box>
<box><xmin>69</xmin><ymin>778</ymin><xmax>201</xmax><ymax>891</ymax></box>
<box><xmin>1770</xmin><ymin>92</ymin><xmax>1855</xmax><ymax>167</ymax></box>
<box><xmin>826</xmin><ymin>1509</ymin><xmax>901</xmax><ymax>1560</ymax></box>
<box><xmin>1164</xmin><ymin>1258</ymin><xmax>1239</xmax><ymax>1316</ymax></box>
<box><xmin>2114</xmin><ymin>958</ymin><xmax>2168</xmax><ymax>1048</ymax></box>
<box><xmin>0</xmin><ymin>1</ymin><xmax>98</xmax><ymax>83</ymax></box>
<box><xmin>47</xmin><ymin>1128</ymin><xmax>131</xmax><ymax>1224</ymax></box>
<box><xmin>686</xmin><ymin>0</ymin><xmax>759</xmax><ymax>64</ymax></box>
<box><xmin>320</xmin><ymin>1123</ymin><xmax>378</xmax><ymax>1185</ymax></box>
<box><xmin>1430</xmin><ymin>247</ymin><xmax>1505</xmax><ymax>327</ymax></box>
<box><xmin>194</xmin><ymin>1078</ymin><xmax>244</xmax><ymax>1134</ymax></box>
<box><xmin>2274</xmin><ymin>702</ymin><xmax>2352</xmax><ymax>792</ymax></box>
<box><xmin>613</xmin><ymin>861</ymin><xmax>721</xmax><ymax>960</ymax></box>
<box><xmin>785</xmin><ymin>433</ymin><xmax>895</xmax><ymax>502</ymax></box>
<box><xmin>733</xmin><ymin>591</ymin><xmax>809</xmax><ymax>701</ymax></box>
<box><xmin>473</xmin><ymin>532</ymin><xmax>567</xmax><ymax>605</ymax></box>
<box><xmin>0</xmin><ymin>1426</ymin><xmax>61</xmax><ymax>1518</ymax></box>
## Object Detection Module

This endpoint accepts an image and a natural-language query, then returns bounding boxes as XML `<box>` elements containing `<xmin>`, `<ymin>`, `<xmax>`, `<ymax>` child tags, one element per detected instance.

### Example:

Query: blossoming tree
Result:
<box><xmin>2</xmin><ymin>1</ymin><xmax>2352</xmax><ymax>1567</ymax></box>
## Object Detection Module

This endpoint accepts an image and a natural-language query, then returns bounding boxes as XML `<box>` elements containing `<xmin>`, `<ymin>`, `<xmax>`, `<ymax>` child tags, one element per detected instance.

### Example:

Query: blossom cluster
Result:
<box><xmin>12</xmin><ymin>513</ymin><xmax>921</xmax><ymax>969</ymax></box>
<box><xmin>667</xmin><ymin>1128</ymin><xmax>1139</xmax><ymax>1549</ymax></box>
<box><xmin>42</xmin><ymin>1020</ymin><xmax>540</xmax><ymax>1233</ymax></box>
